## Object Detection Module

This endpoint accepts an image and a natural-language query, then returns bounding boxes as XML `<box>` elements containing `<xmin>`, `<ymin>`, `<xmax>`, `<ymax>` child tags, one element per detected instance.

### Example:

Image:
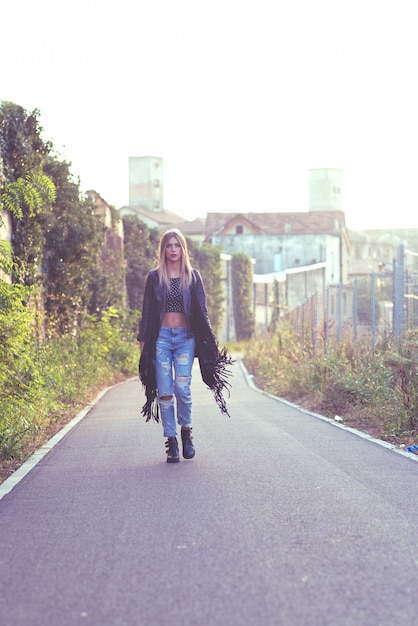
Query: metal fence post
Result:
<box><xmin>314</xmin><ymin>291</ymin><xmax>319</xmax><ymax>351</ymax></box>
<box><xmin>353</xmin><ymin>277</ymin><xmax>358</xmax><ymax>339</ymax></box>
<box><xmin>398</xmin><ymin>244</ymin><xmax>405</xmax><ymax>335</ymax></box>
<box><xmin>325</xmin><ymin>285</ymin><xmax>329</xmax><ymax>353</ymax></box>
<box><xmin>371</xmin><ymin>271</ymin><xmax>376</xmax><ymax>348</ymax></box>
<box><xmin>393</xmin><ymin>258</ymin><xmax>401</xmax><ymax>338</ymax></box>
<box><xmin>337</xmin><ymin>282</ymin><xmax>342</xmax><ymax>342</ymax></box>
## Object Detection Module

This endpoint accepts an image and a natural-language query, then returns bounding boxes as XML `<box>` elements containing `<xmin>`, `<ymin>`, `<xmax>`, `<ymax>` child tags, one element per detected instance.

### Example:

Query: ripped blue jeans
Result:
<box><xmin>155</xmin><ymin>327</ymin><xmax>196</xmax><ymax>438</ymax></box>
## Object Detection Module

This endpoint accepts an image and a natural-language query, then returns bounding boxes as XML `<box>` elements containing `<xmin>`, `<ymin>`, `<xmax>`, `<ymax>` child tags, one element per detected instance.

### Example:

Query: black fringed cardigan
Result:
<box><xmin>138</xmin><ymin>269</ymin><xmax>234</xmax><ymax>422</ymax></box>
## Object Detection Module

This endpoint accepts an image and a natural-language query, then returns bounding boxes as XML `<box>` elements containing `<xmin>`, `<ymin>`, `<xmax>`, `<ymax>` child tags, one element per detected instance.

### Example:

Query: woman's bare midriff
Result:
<box><xmin>162</xmin><ymin>312</ymin><xmax>187</xmax><ymax>328</ymax></box>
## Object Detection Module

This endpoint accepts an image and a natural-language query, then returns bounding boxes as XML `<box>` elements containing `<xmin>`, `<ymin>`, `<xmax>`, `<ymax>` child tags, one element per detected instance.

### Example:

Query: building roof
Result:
<box><xmin>159</xmin><ymin>217</ymin><xmax>206</xmax><ymax>235</ymax></box>
<box><xmin>118</xmin><ymin>205</ymin><xmax>185</xmax><ymax>226</ymax></box>
<box><xmin>205</xmin><ymin>211</ymin><xmax>346</xmax><ymax>238</ymax></box>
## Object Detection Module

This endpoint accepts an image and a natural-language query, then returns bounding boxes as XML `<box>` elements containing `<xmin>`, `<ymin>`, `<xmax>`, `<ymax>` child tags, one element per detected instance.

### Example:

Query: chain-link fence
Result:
<box><xmin>281</xmin><ymin>245</ymin><xmax>418</xmax><ymax>350</ymax></box>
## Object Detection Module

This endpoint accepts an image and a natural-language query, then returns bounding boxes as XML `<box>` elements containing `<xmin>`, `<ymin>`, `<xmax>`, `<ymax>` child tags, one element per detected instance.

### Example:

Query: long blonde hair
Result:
<box><xmin>157</xmin><ymin>229</ymin><xmax>194</xmax><ymax>289</ymax></box>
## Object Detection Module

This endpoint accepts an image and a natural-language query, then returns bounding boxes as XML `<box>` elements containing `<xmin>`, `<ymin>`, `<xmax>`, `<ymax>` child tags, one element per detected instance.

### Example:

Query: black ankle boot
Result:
<box><xmin>166</xmin><ymin>437</ymin><xmax>179</xmax><ymax>463</ymax></box>
<box><xmin>181</xmin><ymin>428</ymin><xmax>195</xmax><ymax>459</ymax></box>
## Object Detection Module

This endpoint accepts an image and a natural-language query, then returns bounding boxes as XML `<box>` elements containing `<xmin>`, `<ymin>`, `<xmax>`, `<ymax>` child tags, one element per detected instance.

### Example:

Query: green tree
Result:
<box><xmin>0</xmin><ymin>173</ymin><xmax>55</xmax><ymax>280</ymax></box>
<box><xmin>0</xmin><ymin>102</ymin><xmax>124</xmax><ymax>336</ymax></box>
<box><xmin>231</xmin><ymin>252</ymin><xmax>255</xmax><ymax>340</ymax></box>
<box><xmin>0</xmin><ymin>102</ymin><xmax>55</xmax><ymax>286</ymax></box>
<box><xmin>41</xmin><ymin>159</ymin><xmax>104</xmax><ymax>335</ymax></box>
<box><xmin>88</xmin><ymin>205</ymin><xmax>126</xmax><ymax>315</ymax></box>
<box><xmin>122</xmin><ymin>216</ymin><xmax>159</xmax><ymax>311</ymax></box>
<box><xmin>189</xmin><ymin>240</ymin><xmax>224</xmax><ymax>334</ymax></box>
<box><xmin>0</xmin><ymin>102</ymin><xmax>51</xmax><ymax>182</ymax></box>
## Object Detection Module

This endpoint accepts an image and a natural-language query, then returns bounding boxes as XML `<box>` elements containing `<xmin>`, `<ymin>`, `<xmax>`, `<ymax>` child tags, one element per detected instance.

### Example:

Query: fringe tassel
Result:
<box><xmin>139</xmin><ymin>351</ymin><xmax>160</xmax><ymax>423</ymax></box>
<box><xmin>140</xmin><ymin>395</ymin><xmax>160</xmax><ymax>423</ymax></box>
<box><xmin>212</xmin><ymin>346</ymin><xmax>235</xmax><ymax>417</ymax></box>
<box><xmin>199</xmin><ymin>344</ymin><xmax>235</xmax><ymax>417</ymax></box>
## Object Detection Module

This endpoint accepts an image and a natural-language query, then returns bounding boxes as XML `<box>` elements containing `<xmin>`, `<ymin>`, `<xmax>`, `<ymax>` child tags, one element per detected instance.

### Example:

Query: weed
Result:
<box><xmin>244</xmin><ymin>322</ymin><xmax>418</xmax><ymax>445</ymax></box>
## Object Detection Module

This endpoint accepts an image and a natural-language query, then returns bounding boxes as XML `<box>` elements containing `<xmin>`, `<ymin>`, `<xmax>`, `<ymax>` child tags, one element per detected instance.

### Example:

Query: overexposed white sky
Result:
<box><xmin>2</xmin><ymin>0</ymin><xmax>417</xmax><ymax>229</ymax></box>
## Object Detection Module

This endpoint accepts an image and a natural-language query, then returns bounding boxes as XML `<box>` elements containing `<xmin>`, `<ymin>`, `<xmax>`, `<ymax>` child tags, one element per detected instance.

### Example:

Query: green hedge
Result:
<box><xmin>0</xmin><ymin>290</ymin><xmax>139</xmax><ymax>464</ymax></box>
<box><xmin>231</xmin><ymin>253</ymin><xmax>255</xmax><ymax>340</ymax></box>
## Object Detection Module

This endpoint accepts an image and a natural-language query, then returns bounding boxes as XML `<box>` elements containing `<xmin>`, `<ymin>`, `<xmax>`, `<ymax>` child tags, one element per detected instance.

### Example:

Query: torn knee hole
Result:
<box><xmin>176</xmin><ymin>353</ymin><xmax>189</xmax><ymax>366</ymax></box>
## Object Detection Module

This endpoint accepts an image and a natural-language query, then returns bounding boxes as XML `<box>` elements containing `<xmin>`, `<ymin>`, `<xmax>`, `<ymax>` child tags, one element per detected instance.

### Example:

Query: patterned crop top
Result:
<box><xmin>165</xmin><ymin>277</ymin><xmax>184</xmax><ymax>312</ymax></box>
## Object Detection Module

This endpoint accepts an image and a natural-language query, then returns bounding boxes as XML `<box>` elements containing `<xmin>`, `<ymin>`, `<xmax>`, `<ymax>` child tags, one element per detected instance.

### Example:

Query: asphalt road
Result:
<box><xmin>1</xmin><ymin>357</ymin><xmax>418</xmax><ymax>626</ymax></box>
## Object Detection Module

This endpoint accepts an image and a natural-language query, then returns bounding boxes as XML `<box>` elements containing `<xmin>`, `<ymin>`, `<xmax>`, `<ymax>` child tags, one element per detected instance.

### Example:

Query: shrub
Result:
<box><xmin>231</xmin><ymin>253</ymin><xmax>254</xmax><ymax>340</ymax></box>
<box><xmin>244</xmin><ymin>320</ymin><xmax>418</xmax><ymax>443</ymax></box>
<box><xmin>0</xmin><ymin>282</ymin><xmax>41</xmax><ymax>459</ymax></box>
<box><xmin>0</xmin><ymin>300</ymin><xmax>139</xmax><ymax>468</ymax></box>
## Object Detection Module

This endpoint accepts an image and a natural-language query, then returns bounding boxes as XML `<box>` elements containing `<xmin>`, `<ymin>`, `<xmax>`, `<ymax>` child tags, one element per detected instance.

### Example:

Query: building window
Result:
<box><xmin>154</xmin><ymin>179</ymin><xmax>160</xmax><ymax>187</ymax></box>
<box><xmin>236</xmin><ymin>225</ymin><xmax>243</xmax><ymax>235</ymax></box>
<box><xmin>153</xmin><ymin>200</ymin><xmax>160</xmax><ymax>209</ymax></box>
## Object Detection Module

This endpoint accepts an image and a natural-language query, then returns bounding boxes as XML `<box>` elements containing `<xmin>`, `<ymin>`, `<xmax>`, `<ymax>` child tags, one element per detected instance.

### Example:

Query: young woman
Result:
<box><xmin>138</xmin><ymin>229</ymin><xmax>233</xmax><ymax>463</ymax></box>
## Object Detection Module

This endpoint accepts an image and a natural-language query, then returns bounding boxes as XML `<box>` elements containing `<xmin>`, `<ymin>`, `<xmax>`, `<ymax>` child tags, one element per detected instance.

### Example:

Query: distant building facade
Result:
<box><xmin>205</xmin><ymin>210</ymin><xmax>349</xmax><ymax>285</ymax></box>
<box><xmin>205</xmin><ymin>168</ymin><xmax>350</xmax><ymax>338</ymax></box>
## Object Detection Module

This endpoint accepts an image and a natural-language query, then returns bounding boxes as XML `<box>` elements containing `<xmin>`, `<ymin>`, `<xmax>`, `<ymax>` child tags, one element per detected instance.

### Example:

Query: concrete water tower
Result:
<box><xmin>129</xmin><ymin>156</ymin><xmax>163</xmax><ymax>212</ymax></box>
<box><xmin>309</xmin><ymin>168</ymin><xmax>342</xmax><ymax>212</ymax></box>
